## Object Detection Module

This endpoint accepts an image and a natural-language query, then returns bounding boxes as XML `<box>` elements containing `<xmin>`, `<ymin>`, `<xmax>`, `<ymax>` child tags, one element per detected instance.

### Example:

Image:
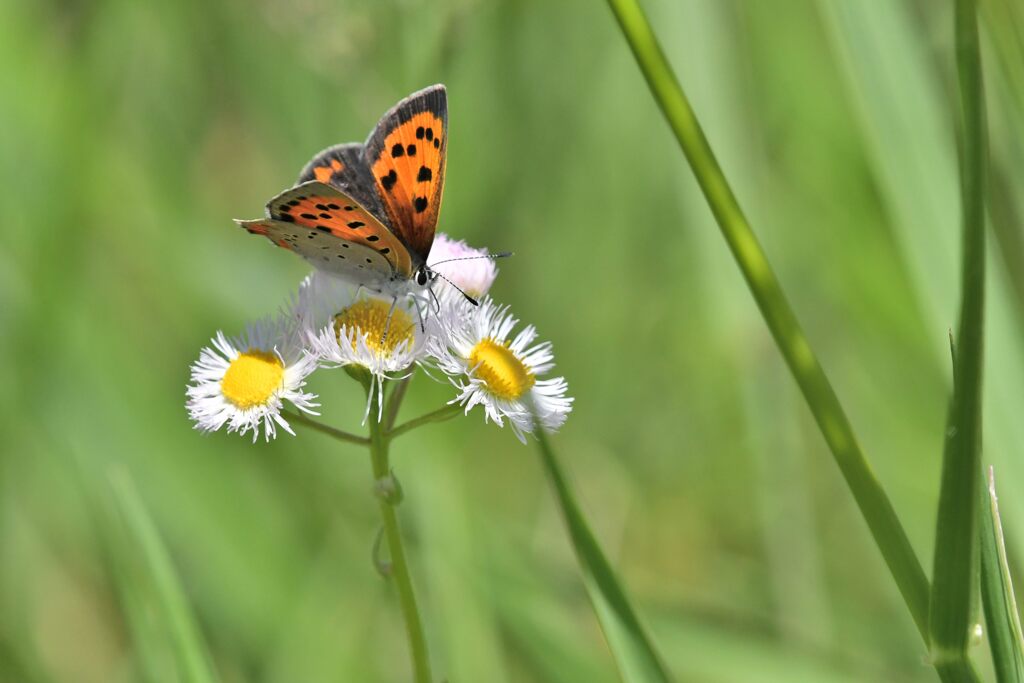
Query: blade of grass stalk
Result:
<box><xmin>534</xmin><ymin>428</ymin><xmax>673</xmax><ymax>683</ymax></box>
<box><xmin>411</xmin><ymin>448</ymin><xmax>511</xmax><ymax>683</ymax></box>
<box><xmin>604</xmin><ymin>0</ymin><xmax>934</xmax><ymax>649</ymax></box>
<box><xmin>108</xmin><ymin>469</ymin><xmax>221</xmax><ymax>683</ymax></box>
<box><xmin>979</xmin><ymin>0</ymin><xmax>1024</xmax><ymax>120</ymax></box>
<box><xmin>929</xmin><ymin>0</ymin><xmax>989</xmax><ymax>670</ymax></box>
<box><xmin>981</xmin><ymin>467</ymin><xmax>1024</xmax><ymax>683</ymax></box>
<box><xmin>490</xmin><ymin>572</ymin><xmax>619</xmax><ymax>683</ymax></box>
<box><xmin>820</xmin><ymin>0</ymin><xmax>1024</xmax><ymax>639</ymax></box>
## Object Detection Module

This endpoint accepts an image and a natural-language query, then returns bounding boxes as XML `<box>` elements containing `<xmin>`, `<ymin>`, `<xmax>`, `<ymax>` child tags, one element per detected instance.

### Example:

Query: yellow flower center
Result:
<box><xmin>334</xmin><ymin>299</ymin><xmax>414</xmax><ymax>356</ymax></box>
<box><xmin>221</xmin><ymin>349</ymin><xmax>284</xmax><ymax>409</ymax></box>
<box><xmin>469</xmin><ymin>338</ymin><xmax>535</xmax><ymax>400</ymax></box>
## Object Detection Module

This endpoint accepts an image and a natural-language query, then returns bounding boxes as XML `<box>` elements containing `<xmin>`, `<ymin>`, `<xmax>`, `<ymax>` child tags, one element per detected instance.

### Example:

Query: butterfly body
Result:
<box><xmin>237</xmin><ymin>85</ymin><xmax>448</xmax><ymax>298</ymax></box>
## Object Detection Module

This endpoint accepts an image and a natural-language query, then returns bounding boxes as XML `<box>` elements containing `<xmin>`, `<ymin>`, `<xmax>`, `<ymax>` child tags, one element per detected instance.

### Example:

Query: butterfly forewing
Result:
<box><xmin>265</xmin><ymin>181</ymin><xmax>412</xmax><ymax>277</ymax></box>
<box><xmin>297</xmin><ymin>143</ymin><xmax>388</xmax><ymax>227</ymax></box>
<box><xmin>237</xmin><ymin>218</ymin><xmax>397</xmax><ymax>281</ymax></box>
<box><xmin>364</xmin><ymin>84</ymin><xmax>447</xmax><ymax>261</ymax></box>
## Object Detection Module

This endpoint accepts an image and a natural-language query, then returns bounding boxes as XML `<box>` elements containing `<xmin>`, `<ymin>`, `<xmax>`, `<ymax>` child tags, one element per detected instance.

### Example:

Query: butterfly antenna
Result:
<box><xmin>428</xmin><ymin>252</ymin><xmax>513</xmax><ymax>268</ymax></box>
<box><xmin>431</xmin><ymin>271</ymin><xmax>479</xmax><ymax>306</ymax></box>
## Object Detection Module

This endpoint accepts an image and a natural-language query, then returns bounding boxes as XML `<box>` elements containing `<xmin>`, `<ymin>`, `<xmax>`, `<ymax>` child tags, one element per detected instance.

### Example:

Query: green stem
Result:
<box><xmin>604</xmin><ymin>0</ymin><xmax>935</xmax><ymax>647</ymax></box>
<box><xmin>535</xmin><ymin>426</ymin><xmax>674</xmax><ymax>682</ymax></box>
<box><xmin>387</xmin><ymin>404</ymin><xmax>462</xmax><ymax>441</ymax></box>
<box><xmin>930</xmin><ymin>0</ymin><xmax>988</xmax><ymax>667</ymax></box>
<box><xmin>367</xmin><ymin>391</ymin><xmax>432</xmax><ymax>683</ymax></box>
<box><xmin>383</xmin><ymin>376</ymin><xmax>412</xmax><ymax>431</ymax></box>
<box><xmin>283</xmin><ymin>410</ymin><xmax>369</xmax><ymax>446</ymax></box>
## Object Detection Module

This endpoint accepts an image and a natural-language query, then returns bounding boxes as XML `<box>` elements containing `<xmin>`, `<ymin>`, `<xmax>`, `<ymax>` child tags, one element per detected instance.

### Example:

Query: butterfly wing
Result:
<box><xmin>236</xmin><ymin>218</ymin><xmax>397</xmax><ymax>282</ymax></box>
<box><xmin>296</xmin><ymin>142</ymin><xmax>388</xmax><ymax>227</ymax></box>
<box><xmin>263</xmin><ymin>180</ymin><xmax>413</xmax><ymax>277</ymax></box>
<box><xmin>364</xmin><ymin>84</ymin><xmax>447</xmax><ymax>262</ymax></box>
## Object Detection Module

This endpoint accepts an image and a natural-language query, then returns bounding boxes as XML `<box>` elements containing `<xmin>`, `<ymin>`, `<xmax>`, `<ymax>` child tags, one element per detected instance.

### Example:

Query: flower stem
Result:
<box><xmin>604</xmin><ymin>0</ymin><xmax>937</xmax><ymax>651</ymax></box>
<box><xmin>282</xmin><ymin>410</ymin><xmax>369</xmax><ymax>446</ymax></box>
<box><xmin>383</xmin><ymin>376</ymin><xmax>412</xmax><ymax>431</ymax></box>
<box><xmin>367</xmin><ymin>391</ymin><xmax>432</xmax><ymax>683</ymax></box>
<box><xmin>387</xmin><ymin>404</ymin><xmax>462</xmax><ymax>441</ymax></box>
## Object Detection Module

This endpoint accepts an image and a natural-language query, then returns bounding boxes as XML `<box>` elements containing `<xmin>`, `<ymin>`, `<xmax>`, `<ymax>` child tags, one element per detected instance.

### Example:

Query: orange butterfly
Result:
<box><xmin>238</xmin><ymin>85</ymin><xmax>450</xmax><ymax>297</ymax></box>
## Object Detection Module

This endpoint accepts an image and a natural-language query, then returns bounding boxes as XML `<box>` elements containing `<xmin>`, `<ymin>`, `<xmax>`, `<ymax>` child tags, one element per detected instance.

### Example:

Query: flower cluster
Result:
<box><xmin>186</xmin><ymin>234</ymin><xmax>572</xmax><ymax>442</ymax></box>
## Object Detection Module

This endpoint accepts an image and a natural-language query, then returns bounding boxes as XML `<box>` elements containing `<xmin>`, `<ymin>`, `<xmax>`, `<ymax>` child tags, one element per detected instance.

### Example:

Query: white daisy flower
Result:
<box><xmin>303</xmin><ymin>272</ymin><xmax>428</xmax><ymax>422</ymax></box>
<box><xmin>186</xmin><ymin>315</ymin><xmax>319</xmax><ymax>442</ymax></box>
<box><xmin>428</xmin><ymin>233</ymin><xmax>498</xmax><ymax>300</ymax></box>
<box><xmin>429</xmin><ymin>298</ymin><xmax>572</xmax><ymax>443</ymax></box>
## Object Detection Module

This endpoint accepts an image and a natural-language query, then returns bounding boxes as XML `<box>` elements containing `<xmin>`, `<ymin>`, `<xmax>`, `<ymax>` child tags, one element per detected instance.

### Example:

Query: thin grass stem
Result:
<box><xmin>930</xmin><ymin>0</ymin><xmax>988</xmax><ymax>670</ymax></box>
<box><xmin>604</xmin><ymin>0</ymin><xmax>936</xmax><ymax>651</ymax></box>
<box><xmin>534</xmin><ymin>425</ymin><xmax>674</xmax><ymax>682</ymax></box>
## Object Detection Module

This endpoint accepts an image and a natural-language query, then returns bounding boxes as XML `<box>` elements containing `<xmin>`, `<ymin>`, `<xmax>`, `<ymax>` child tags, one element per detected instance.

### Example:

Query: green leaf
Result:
<box><xmin>981</xmin><ymin>467</ymin><xmax>1024</xmax><ymax>683</ymax></box>
<box><xmin>603</xmin><ymin>0</ymin><xmax>932</xmax><ymax>646</ymax></box>
<box><xmin>107</xmin><ymin>470</ymin><xmax>221</xmax><ymax>683</ymax></box>
<box><xmin>929</xmin><ymin>0</ymin><xmax>989</xmax><ymax>671</ymax></box>
<box><xmin>534</xmin><ymin>429</ymin><xmax>673</xmax><ymax>683</ymax></box>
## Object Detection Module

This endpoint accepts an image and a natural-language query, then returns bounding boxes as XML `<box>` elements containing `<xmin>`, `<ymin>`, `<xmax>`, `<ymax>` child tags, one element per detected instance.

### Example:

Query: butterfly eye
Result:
<box><xmin>416</xmin><ymin>269</ymin><xmax>429</xmax><ymax>287</ymax></box>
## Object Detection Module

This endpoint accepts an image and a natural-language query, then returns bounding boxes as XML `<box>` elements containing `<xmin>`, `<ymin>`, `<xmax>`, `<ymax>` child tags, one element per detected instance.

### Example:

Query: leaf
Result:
<box><xmin>981</xmin><ymin>467</ymin><xmax>1024</xmax><ymax>683</ymax></box>
<box><xmin>107</xmin><ymin>469</ymin><xmax>221</xmax><ymax>683</ymax></box>
<box><xmin>534</xmin><ymin>429</ymin><xmax>673</xmax><ymax>683</ymax></box>
<box><xmin>604</xmin><ymin>0</ymin><xmax>931</xmax><ymax>646</ymax></box>
<box><xmin>928</xmin><ymin>0</ymin><xmax>989</xmax><ymax>668</ymax></box>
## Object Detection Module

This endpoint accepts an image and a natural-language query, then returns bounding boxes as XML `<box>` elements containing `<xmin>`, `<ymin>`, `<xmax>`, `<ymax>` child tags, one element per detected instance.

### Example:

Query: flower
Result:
<box><xmin>303</xmin><ymin>272</ymin><xmax>428</xmax><ymax>421</ymax></box>
<box><xmin>428</xmin><ymin>233</ymin><xmax>498</xmax><ymax>300</ymax></box>
<box><xmin>429</xmin><ymin>298</ymin><xmax>572</xmax><ymax>442</ymax></box>
<box><xmin>186</xmin><ymin>315</ymin><xmax>319</xmax><ymax>442</ymax></box>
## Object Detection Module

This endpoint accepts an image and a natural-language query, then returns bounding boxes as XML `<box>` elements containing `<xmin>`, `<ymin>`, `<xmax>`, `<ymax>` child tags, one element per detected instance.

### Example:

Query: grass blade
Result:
<box><xmin>108</xmin><ymin>470</ymin><xmax>221</xmax><ymax>683</ymax></box>
<box><xmin>604</xmin><ymin>0</ymin><xmax>934</xmax><ymax>648</ymax></box>
<box><xmin>929</xmin><ymin>0</ymin><xmax>989</xmax><ymax>672</ymax></box>
<box><xmin>534</xmin><ymin>428</ymin><xmax>673</xmax><ymax>683</ymax></box>
<box><xmin>981</xmin><ymin>467</ymin><xmax>1024</xmax><ymax>683</ymax></box>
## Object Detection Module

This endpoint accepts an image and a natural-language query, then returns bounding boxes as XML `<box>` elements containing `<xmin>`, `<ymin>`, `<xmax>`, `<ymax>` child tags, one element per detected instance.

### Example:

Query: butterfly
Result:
<box><xmin>237</xmin><ymin>85</ymin><xmax>451</xmax><ymax>299</ymax></box>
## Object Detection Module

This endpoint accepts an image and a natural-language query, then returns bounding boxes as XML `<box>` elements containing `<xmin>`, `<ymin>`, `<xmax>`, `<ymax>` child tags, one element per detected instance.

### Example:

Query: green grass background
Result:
<box><xmin>2</xmin><ymin>0</ymin><xmax>1024</xmax><ymax>681</ymax></box>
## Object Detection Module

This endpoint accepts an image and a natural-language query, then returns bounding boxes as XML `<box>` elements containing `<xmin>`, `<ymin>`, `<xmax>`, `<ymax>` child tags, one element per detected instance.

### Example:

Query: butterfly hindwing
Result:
<box><xmin>265</xmin><ymin>181</ymin><xmax>413</xmax><ymax>277</ymax></box>
<box><xmin>296</xmin><ymin>143</ymin><xmax>388</xmax><ymax>227</ymax></box>
<box><xmin>364</xmin><ymin>84</ymin><xmax>447</xmax><ymax>261</ymax></box>
<box><xmin>237</xmin><ymin>218</ymin><xmax>397</xmax><ymax>281</ymax></box>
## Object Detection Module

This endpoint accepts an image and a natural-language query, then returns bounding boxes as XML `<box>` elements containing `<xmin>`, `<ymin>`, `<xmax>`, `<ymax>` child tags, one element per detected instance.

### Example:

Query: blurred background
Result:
<box><xmin>3</xmin><ymin>0</ymin><xmax>1024</xmax><ymax>681</ymax></box>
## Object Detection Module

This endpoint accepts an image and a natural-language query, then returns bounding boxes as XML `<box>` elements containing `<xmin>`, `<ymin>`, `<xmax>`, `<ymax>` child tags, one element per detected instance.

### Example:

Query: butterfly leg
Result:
<box><xmin>411</xmin><ymin>293</ymin><xmax>427</xmax><ymax>333</ymax></box>
<box><xmin>428</xmin><ymin>286</ymin><xmax>441</xmax><ymax>316</ymax></box>
<box><xmin>380</xmin><ymin>295</ymin><xmax>399</xmax><ymax>347</ymax></box>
